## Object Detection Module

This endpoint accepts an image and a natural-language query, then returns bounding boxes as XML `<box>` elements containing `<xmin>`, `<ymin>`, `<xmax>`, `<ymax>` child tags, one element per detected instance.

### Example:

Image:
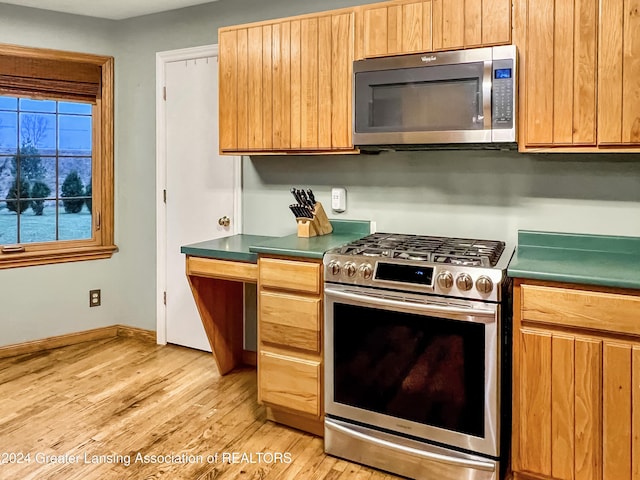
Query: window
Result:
<box><xmin>0</xmin><ymin>44</ymin><xmax>115</xmax><ymax>268</ymax></box>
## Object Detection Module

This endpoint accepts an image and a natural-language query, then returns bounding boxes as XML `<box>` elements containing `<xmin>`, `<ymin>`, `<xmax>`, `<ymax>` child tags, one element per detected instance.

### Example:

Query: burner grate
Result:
<box><xmin>334</xmin><ymin>233</ymin><xmax>505</xmax><ymax>267</ymax></box>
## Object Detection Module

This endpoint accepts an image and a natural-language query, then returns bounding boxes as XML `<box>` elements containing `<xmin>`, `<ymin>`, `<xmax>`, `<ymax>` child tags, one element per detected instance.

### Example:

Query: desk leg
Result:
<box><xmin>187</xmin><ymin>275</ymin><xmax>244</xmax><ymax>375</ymax></box>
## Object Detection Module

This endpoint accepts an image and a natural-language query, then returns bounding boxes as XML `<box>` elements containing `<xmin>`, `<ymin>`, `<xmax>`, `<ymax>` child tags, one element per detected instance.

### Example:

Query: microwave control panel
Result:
<box><xmin>492</xmin><ymin>58</ymin><xmax>514</xmax><ymax>129</ymax></box>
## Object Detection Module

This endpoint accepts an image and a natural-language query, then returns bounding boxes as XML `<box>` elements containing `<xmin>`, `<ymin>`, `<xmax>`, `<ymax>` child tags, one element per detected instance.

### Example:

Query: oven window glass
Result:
<box><xmin>333</xmin><ymin>303</ymin><xmax>485</xmax><ymax>437</ymax></box>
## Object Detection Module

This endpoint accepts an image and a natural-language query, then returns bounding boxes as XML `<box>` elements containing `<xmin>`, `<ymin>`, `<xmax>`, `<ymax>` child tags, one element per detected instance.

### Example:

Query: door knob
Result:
<box><xmin>218</xmin><ymin>216</ymin><xmax>230</xmax><ymax>227</ymax></box>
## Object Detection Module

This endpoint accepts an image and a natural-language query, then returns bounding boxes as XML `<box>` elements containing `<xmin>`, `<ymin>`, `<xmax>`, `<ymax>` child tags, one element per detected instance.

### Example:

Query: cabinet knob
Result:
<box><xmin>218</xmin><ymin>216</ymin><xmax>231</xmax><ymax>227</ymax></box>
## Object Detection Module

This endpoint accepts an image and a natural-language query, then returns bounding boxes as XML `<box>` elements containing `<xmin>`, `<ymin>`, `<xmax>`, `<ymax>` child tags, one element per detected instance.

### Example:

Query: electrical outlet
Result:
<box><xmin>89</xmin><ymin>289</ymin><xmax>101</xmax><ymax>307</ymax></box>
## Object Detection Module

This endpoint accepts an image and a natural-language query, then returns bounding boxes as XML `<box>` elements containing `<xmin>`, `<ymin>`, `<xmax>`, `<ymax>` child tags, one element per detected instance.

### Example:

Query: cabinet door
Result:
<box><xmin>598</xmin><ymin>0</ymin><xmax>640</xmax><ymax>145</ymax></box>
<box><xmin>602</xmin><ymin>341</ymin><xmax>640</xmax><ymax>480</ymax></box>
<box><xmin>219</xmin><ymin>29</ymin><xmax>238</xmax><ymax>151</ymax></box>
<box><xmin>361</xmin><ymin>1</ymin><xmax>433</xmax><ymax>57</ymax></box>
<box><xmin>219</xmin><ymin>26</ymin><xmax>266</xmax><ymax>152</ymax></box>
<box><xmin>515</xmin><ymin>329</ymin><xmax>602</xmax><ymax>479</ymax></box>
<box><xmin>433</xmin><ymin>0</ymin><xmax>464</xmax><ymax>50</ymax></box>
<box><xmin>219</xmin><ymin>11</ymin><xmax>355</xmax><ymax>153</ymax></box>
<box><xmin>330</xmin><ymin>12</ymin><xmax>355</xmax><ymax>149</ymax></box>
<box><xmin>521</xmin><ymin>0</ymin><xmax>597</xmax><ymax>146</ymax></box>
<box><xmin>481</xmin><ymin>0</ymin><xmax>511</xmax><ymax>45</ymax></box>
<box><xmin>433</xmin><ymin>0</ymin><xmax>511</xmax><ymax>50</ymax></box>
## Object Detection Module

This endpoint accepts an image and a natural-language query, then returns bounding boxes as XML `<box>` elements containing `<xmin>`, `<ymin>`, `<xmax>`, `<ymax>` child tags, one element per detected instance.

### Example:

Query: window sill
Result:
<box><xmin>0</xmin><ymin>245</ymin><xmax>118</xmax><ymax>269</ymax></box>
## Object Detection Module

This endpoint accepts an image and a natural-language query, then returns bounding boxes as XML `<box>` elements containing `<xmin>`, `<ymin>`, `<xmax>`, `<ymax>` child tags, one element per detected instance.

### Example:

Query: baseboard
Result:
<box><xmin>0</xmin><ymin>324</ymin><xmax>156</xmax><ymax>359</ymax></box>
<box><xmin>242</xmin><ymin>349</ymin><xmax>257</xmax><ymax>366</ymax></box>
<box><xmin>116</xmin><ymin>325</ymin><xmax>157</xmax><ymax>343</ymax></box>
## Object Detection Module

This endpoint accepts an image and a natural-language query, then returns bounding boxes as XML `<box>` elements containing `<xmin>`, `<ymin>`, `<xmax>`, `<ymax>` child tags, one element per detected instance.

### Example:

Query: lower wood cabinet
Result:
<box><xmin>512</xmin><ymin>279</ymin><xmax>640</xmax><ymax>480</ymax></box>
<box><xmin>257</xmin><ymin>256</ymin><xmax>324</xmax><ymax>436</ymax></box>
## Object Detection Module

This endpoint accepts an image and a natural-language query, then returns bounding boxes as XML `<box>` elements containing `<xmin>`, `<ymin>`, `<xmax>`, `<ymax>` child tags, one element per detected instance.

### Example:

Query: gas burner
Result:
<box><xmin>395</xmin><ymin>251</ymin><xmax>430</xmax><ymax>261</ymax></box>
<box><xmin>361</xmin><ymin>248</ymin><xmax>391</xmax><ymax>257</ymax></box>
<box><xmin>448</xmin><ymin>257</ymin><xmax>484</xmax><ymax>266</ymax></box>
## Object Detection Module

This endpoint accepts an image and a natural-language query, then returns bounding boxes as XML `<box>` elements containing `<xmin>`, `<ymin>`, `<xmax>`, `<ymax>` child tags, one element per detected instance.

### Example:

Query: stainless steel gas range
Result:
<box><xmin>323</xmin><ymin>233</ymin><xmax>513</xmax><ymax>480</ymax></box>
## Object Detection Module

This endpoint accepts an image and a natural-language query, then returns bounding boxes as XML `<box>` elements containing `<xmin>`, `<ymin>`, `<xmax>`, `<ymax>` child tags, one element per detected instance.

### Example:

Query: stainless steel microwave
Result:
<box><xmin>353</xmin><ymin>45</ymin><xmax>516</xmax><ymax>149</ymax></box>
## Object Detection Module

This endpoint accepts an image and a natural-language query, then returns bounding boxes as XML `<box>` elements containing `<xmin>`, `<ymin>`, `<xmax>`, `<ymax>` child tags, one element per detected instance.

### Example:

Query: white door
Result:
<box><xmin>158</xmin><ymin>47</ymin><xmax>241</xmax><ymax>351</ymax></box>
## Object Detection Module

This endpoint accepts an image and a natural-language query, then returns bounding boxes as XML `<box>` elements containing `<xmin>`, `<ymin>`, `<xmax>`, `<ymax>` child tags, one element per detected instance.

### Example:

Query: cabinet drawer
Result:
<box><xmin>259</xmin><ymin>257</ymin><xmax>321</xmax><ymax>294</ymax></box>
<box><xmin>259</xmin><ymin>351</ymin><xmax>321</xmax><ymax>416</ymax></box>
<box><xmin>260</xmin><ymin>291</ymin><xmax>321</xmax><ymax>352</ymax></box>
<box><xmin>521</xmin><ymin>284</ymin><xmax>640</xmax><ymax>336</ymax></box>
<box><xmin>186</xmin><ymin>256</ymin><xmax>258</xmax><ymax>282</ymax></box>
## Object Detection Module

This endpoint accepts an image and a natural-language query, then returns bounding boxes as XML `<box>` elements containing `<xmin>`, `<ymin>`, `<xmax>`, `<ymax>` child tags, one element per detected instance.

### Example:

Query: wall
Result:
<box><xmin>243</xmin><ymin>151</ymin><xmax>640</xmax><ymax>242</ymax></box>
<box><xmin>0</xmin><ymin>5</ymin><xmax>121</xmax><ymax>345</ymax></box>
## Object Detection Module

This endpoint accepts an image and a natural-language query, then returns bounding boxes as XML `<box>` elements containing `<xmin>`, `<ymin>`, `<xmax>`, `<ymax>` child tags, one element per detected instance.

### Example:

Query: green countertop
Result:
<box><xmin>181</xmin><ymin>234</ymin><xmax>275</xmax><ymax>263</ymax></box>
<box><xmin>181</xmin><ymin>220</ymin><xmax>371</xmax><ymax>262</ymax></box>
<box><xmin>508</xmin><ymin>230</ymin><xmax>640</xmax><ymax>289</ymax></box>
<box><xmin>248</xmin><ymin>220</ymin><xmax>372</xmax><ymax>259</ymax></box>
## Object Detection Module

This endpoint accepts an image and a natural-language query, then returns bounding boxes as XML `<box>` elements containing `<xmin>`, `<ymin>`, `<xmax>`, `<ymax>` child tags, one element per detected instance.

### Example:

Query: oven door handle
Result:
<box><xmin>325</xmin><ymin>287</ymin><xmax>496</xmax><ymax>319</ymax></box>
<box><xmin>326</xmin><ymin>418</ymin><xmax>496</xmax><ymax>473</ymax></box>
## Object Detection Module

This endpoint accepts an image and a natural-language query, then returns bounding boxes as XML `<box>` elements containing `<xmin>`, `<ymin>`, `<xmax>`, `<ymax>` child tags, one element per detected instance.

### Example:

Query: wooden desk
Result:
<box><xmin>185</xmin><ymin>256</ymin><xmax>258</xmax><ymax>375</ymax></box>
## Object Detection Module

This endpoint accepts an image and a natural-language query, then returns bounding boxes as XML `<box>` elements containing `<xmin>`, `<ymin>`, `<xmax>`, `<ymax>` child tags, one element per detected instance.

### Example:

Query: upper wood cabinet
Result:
<box><xmin>516</xmin><ymin>0</ymin><xmax>640</xmax><ymax>149</ymax></box>
<box><xmin>218</xmin><ymin>9</ymin><xmax>355</xmax><ymax>154</ymax></box>
<box><xmin>356</xmin><ymin>0</ymin><xmax>511</xmax><ymax>59</ymax></box>
<box><xmin>598</xmin><ymin>0</ymin><xmax>640</xmax><ymax>145</ymax></box>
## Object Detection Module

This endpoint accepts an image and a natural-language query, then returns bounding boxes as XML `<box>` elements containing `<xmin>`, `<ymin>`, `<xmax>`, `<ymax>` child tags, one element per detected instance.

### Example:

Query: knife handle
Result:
<box><xmin>307</xmin><ymin>189</ymin><xmax>316</xmax><ymax>205</ymax></box>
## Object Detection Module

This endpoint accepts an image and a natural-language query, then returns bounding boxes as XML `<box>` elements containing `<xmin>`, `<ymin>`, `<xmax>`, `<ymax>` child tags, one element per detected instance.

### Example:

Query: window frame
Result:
<box><xmin>0</xmin><ymin>44</ymin><xmax>116</xmax><ymax>269</ymax></box>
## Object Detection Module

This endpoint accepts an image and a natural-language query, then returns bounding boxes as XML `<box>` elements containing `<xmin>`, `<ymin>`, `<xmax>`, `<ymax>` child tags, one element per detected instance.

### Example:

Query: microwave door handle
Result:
<box><xmin>324</xmin><ymin>287</ymin><xmax>496</xmax><ymax>320</ymax></box>
<box><xmin>482</xmin><ymin>60</ymin><xmax>492</xmax><ymax>129</ymax></box>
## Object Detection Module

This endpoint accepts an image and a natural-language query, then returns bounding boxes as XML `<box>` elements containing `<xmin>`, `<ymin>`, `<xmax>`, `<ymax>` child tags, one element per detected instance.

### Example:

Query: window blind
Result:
<box><xmin>0</xmin><ymin>52</ymin><xmax>102</xmax><ymax>101</ymax></box>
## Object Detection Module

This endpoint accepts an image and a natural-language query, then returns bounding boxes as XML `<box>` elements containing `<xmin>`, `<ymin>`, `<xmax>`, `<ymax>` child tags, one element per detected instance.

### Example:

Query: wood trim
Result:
<box><xmin>221</xmin><ymin>148</ymin><xmax>360</xmax><ymax>155</ymax></box>
<box><xmin>0</xmin><ymin>245</ymin><xmax>118</xmax><ymax>270</ymax></box>
<box><xmin>265</xmin><ymin>406</ymin><xmax>324</xmax><ymax>437</ymax></box>
<box><xmin>242</xmin><ymin>349</ymin><xmax>257</xmax><ymax>366</ymax></box>
<box><xmin>0</xmin><ymin>324</ymin><xmax>156</xmax><ymax>360</ymax></box>
<box><xmin>518</xmin><ymin>145</ymin><xmax>640</xmax><ymax>153</ymax></box>
<box><xmin>0</xmin><ymin>42</ymin><xmax>111</xmax><ymax>65</ymax></box>
<box><xmin>511</xmin><ymin>281</ymin><xmax>523</xmax><ymax>472</ymax></box>
<box><xmin>218</xmin><ymin>5</ymin><xmax>358</xmax><ymax>32</ymax></box>
<box><xmin>116</xmin><ymin>325</ymin><xmax>157</xmax><ymax>343</ymax></box>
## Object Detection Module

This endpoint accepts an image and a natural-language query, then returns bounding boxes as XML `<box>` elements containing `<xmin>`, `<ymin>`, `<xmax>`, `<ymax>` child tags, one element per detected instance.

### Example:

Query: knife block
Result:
<box><xmin>296</xmin><ymin>202</ymin><xmax>333</xmax><ymax>238</ymax></box>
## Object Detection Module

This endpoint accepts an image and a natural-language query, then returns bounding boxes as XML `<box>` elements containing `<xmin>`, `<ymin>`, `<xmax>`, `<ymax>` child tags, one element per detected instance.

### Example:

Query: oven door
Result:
<box><xmin>324</xmin><ymin>283</ymin><xmax>501</xmax><ymax>458</ymax></box>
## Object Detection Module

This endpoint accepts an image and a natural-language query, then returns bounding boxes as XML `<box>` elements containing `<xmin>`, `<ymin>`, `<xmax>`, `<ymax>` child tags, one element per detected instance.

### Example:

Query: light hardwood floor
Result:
<box><xmin>0</xmin><ymin>337</ymin><xmax>402</xmax><ymax>480</ymax></box>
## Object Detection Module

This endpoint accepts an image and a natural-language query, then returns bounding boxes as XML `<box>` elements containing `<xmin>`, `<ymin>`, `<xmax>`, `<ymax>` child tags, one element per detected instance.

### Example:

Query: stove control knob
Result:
<box><xmin>476</xmin><ymin>275</ymin><xmax>494</xmax><ymax>294</ymax></box>
<box><xmin>436</xmin><ymin>271</ymin><xmax>453</xmax><ymax>289</ymax></box>
<box><xmin>328</xmin><ymin>260</ymin><xmax>341</xmax><ymax>276</ymax></box>
<box><xmin>358</xmin><ymin>263</ymin><xmax>373</xmax><ymax>280</ymax></box>
<box><xmin>456</xmin><ymin>273</ymin><xmax>473</xmax><ymax>291</ymax></box>
<box><xmin>344</xmin><ymin>262</ymin><xmax>357</xmax><ymax>277</ymax></box>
